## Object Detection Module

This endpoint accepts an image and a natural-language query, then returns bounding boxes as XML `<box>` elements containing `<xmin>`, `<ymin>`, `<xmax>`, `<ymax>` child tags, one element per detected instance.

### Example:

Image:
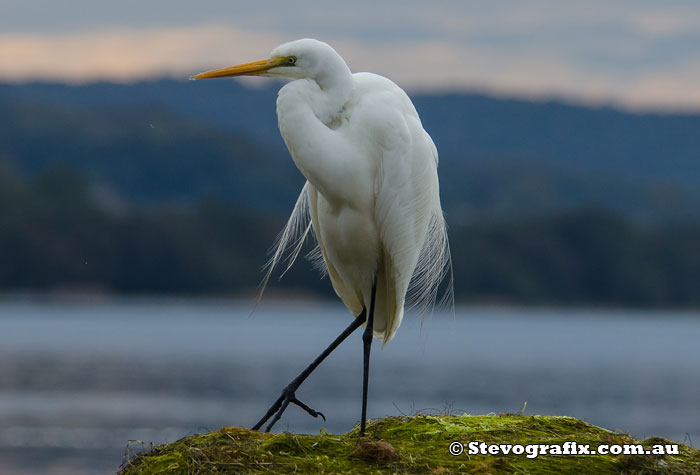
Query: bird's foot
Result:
<box><xmin>262</xmin><ymin>387</ymin><xmax>325</xmax><ymax>433</ymax></box>
<box><xmin>288</xmin><ymin>394</ymin><xmax>326</xmax><ymax>421</ymax></box>
<box><xmin>251</xmin><ymin>313</ymin><xmax>366</xmax><ymax>433</ymax></box>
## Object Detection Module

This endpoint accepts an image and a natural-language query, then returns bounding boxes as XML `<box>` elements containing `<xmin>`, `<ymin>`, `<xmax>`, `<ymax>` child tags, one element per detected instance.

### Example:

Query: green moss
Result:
<box><xmin>119</xmin><ymin>415</ymin><xmax>700</xmax><ymax>474</ymax></box>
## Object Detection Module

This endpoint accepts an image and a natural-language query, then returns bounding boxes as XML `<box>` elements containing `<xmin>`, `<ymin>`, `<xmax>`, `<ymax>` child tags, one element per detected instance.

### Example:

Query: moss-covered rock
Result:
<box><xmin>119</xmin><ymin>414</ymin><xmax>700</xmax><ymax>474</ymax></box>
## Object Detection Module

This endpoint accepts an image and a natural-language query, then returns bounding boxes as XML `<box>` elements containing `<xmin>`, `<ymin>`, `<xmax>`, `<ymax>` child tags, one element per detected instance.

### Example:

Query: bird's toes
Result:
<box><xmin>290</xmin><ymin>396</ymin><xmax>326</xmax><ymax>421</ymax></box>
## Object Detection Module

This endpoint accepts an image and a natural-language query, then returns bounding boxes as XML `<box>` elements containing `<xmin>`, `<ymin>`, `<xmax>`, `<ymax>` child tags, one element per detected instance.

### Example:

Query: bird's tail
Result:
<box><xmin>405</xmin><ymin>208</ymin><xmax>454</xmax><ymax>317</ymax></box>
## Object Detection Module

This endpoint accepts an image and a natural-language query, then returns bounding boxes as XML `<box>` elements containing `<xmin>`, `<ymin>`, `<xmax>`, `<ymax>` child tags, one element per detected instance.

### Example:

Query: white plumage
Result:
<box><xmin>193</xmin><ymin>37</ymin><xmax>452</xmax><ymax>434</ymax></box>
<box><xmin>255</xmin><ymin>39</ymin><xmax>452</xmax><ymax>343</ymax></box>
<box><xmin>194</xmin><ymin>38</ymin><xmax>451</xmax><ymax>342</ymax></box>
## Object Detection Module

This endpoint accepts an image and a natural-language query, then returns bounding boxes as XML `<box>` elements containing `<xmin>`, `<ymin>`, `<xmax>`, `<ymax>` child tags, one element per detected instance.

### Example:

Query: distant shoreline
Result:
<box><xmin>2</xmin><ymin>290</ymin><xmax>699</xmax><ymax>316</ymax></box>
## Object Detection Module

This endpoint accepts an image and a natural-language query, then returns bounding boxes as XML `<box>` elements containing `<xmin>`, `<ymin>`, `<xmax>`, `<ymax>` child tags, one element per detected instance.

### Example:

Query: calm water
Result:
<box><xmin>0</xmin><ymin>298</ymin><xmax>698</xmax><ymax>474</ymax></box>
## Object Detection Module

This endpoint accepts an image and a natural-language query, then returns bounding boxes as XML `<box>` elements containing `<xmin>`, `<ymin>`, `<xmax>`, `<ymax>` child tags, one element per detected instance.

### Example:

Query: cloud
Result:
<box><xmin>1</xmin><ymin>21</ymin><xmax>700</xmax><ymax>112</ymax></box>
<box><xmin>0</xmin><ymin>26</ymin><xmax>287</xmax><ymax>82</ymax></box>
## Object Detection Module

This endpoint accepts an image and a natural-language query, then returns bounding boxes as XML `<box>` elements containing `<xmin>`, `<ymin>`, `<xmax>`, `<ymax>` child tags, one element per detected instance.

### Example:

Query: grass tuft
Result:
<box><xmin>119</xmin><ymin>414</ymin><xmax>700</xmax><ymax>474</ymax></box>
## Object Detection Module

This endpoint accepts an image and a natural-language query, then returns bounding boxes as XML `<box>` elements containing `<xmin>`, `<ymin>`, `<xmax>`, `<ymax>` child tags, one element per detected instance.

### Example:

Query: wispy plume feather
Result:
<box><xmin>405</xmin><ymin>210</ymin><xmax>454</xmax><ymax>317</ymax></box>
<box><xmin>257</xmin><ymin>181</ymin><xmax>324</xmax><ymax>300</ymax></box>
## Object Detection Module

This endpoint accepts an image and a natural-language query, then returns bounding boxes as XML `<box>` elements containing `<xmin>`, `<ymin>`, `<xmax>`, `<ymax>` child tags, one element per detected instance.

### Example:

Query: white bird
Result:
<box><xmin>193</xmin><ymin>38</ymin><xmax>451</xmax><ymax>436</ymax></box>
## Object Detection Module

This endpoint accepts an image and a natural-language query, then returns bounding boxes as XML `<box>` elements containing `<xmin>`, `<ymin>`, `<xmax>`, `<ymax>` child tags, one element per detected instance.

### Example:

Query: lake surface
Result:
<box><xmin>0</xmin><ymin>298</ymin><xmax>698</xmax><ymax>474</ymax></box>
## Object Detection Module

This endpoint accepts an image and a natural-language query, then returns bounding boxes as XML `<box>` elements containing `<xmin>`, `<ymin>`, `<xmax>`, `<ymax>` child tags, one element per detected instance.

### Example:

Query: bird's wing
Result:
<box><xmin>307</xmin><ymin>184</ymin><xmax>364</xmax><ymax>316</ymax></box>
<box><xmin>404</xmin><ymin>130</ymin><xmax>453</xmax><ymax>317</ymax></box>
<box><xmin>371</xmin><ymin>108</ymin><xmax>413</xmax><ymax>342</ymax></box>
<box><xmin>368</xmin><ymin>93</ymin><xmax>452</xmax><ymax>343</ymax></box>
<box><xmin>349</xmin><ymin>73</ymin><xmax>452</xmax><ymax>342</ymax></box>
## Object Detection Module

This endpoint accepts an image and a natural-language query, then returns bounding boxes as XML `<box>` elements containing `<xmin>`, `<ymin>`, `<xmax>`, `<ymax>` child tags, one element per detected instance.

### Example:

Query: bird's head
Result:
<box><xmin>191</xmin><ymin>38</ymin><xmax>349</xmax><ymax>84</ymax></box>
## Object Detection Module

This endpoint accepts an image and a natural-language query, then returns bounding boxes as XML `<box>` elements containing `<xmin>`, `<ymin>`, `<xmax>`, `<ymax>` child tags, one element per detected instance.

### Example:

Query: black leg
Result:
<box><xmin>252</xmin><ymin>309</ymin><xmax>367</xmax><ymax>432</ymax></box>
<box><xmin>359</xmin><ymin>276</ymin><xmax>378</xmax><ymax>436</ymax></box>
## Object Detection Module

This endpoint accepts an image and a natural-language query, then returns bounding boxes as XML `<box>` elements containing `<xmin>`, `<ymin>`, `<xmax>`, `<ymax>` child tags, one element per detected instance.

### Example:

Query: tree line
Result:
<box><xmin>1</xmin><ymin>164</ymin><xmax>698</xmax><ymax>306</ymax></box>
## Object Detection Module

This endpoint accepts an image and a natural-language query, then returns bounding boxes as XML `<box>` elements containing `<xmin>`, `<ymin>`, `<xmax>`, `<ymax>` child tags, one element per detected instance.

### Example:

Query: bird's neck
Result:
<box><xmin>276</xmin><ymin>70</ymin><xmax>358</xmax><ymax>204</ymax></box>
<box><xmin>278</xmin><ymin>51</ymin><xmax>354</xmax><ymax>126</ymax></box>
<box><xmin>311</xmin><ymin>68</ymin><xmax>354</xmax><ymax>126</ymax></box>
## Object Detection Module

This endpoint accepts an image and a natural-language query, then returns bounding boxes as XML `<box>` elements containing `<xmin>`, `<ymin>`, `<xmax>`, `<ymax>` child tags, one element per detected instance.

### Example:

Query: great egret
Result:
<box><xmin>193</xmin><ymin>38</ymin><xmax>451</xmax><ymax>436</ymax></box>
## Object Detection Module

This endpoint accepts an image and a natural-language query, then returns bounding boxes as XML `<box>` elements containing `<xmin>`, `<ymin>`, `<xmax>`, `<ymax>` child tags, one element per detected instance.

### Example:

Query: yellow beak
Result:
<box><xmin>191</xmin><ymin>57</ymin><xmax>286</xmax><ymax>79</ymax></box>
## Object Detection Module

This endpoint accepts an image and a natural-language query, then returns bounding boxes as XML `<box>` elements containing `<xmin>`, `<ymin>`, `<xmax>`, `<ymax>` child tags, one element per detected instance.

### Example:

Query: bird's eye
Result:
<box><xmin>287</xmin><ymin>56</ymin><xmax>296</xmax><ymax>65</ymax></box>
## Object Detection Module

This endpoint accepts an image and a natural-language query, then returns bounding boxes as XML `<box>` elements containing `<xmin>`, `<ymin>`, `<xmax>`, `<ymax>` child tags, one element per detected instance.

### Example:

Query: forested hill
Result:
<box><xmin>1</xmin><ymin>80</ymin><xmax>699</xmax><ymax>222</ymax></box>
<box><xmin>1</xmin><ymin>80</ymin><xmax>699</xmax><ymax>304</ymax></box>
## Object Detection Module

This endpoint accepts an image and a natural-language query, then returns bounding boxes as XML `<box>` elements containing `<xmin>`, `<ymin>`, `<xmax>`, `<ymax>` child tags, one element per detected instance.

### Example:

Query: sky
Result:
<box><xmin>2</xmin><ymin>0</ymin><xmax>700</xmax><ymax>111</ymax></box>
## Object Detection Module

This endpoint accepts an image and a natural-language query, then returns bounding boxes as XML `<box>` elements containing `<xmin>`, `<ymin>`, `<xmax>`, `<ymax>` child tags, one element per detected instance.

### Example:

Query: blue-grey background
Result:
<box><xmin>3</xmin><ymin>1</ymin><xmax>700</xmax><ymax>111</ymax></box>
<box><xmin>1</xmin><ymin>299</ymin><xmax>698</xmax><ymax>474</ymax></box>
<box><xmin>1</xmin><ymin>2</ymin><xmax>700</xmax><ymax>474</ymax></box>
